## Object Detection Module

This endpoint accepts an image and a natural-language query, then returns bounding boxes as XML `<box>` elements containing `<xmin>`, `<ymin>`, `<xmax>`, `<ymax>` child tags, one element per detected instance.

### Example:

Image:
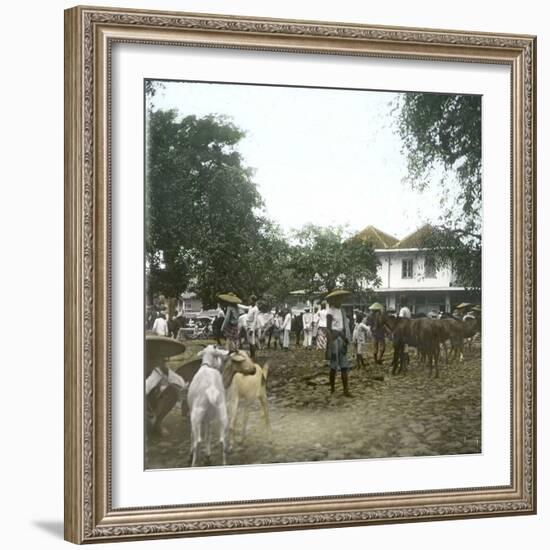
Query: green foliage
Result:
<box><xmin>146</xmin><ymin>107</ymin><xmax>269</xmax><ymax>306</ymax></box>
<box><xmin>394</xmin><ymin>92</ymin><xmax>482</xmax><ymax>290</ymax></box>
<box><xmin>290</xmin><ymin>225</ymin><xmax>380</xmax><ymax>296</ymax></box>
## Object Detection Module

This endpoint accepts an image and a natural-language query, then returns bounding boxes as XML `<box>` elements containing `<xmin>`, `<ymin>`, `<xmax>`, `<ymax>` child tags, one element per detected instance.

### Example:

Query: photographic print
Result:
<box><xmin>65</xmin><ymin>7</ymin><xmax>535</xmax><ymax>542</ymax></box>
<box><xmin>144</xmin><ymin>79</ymin><xmax>482</xmax><ymax>470</ymax></box>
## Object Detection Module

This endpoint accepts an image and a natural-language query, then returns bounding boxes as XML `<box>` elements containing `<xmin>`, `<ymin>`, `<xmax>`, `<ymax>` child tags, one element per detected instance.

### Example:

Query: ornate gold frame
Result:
<box><xmin>64</xmin><ymin>5</ymin><xmax>537</xmax><ymax>544</ymax></box>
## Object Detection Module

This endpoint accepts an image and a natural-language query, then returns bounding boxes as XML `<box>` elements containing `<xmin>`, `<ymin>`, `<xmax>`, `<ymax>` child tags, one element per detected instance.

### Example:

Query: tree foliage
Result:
<box><xmin>290</xmin><ymin>225</ymin><xmax>380</xmax><ymax>296</ymax></box>
<box><xmin>146</xmin><ymin>97</ymin><xmax>382</xmax><ymax>309</ymax></box>
<box><xmin>146</xmin><ymin>107</ymin><xmax>280</xmax><ymax>307</ymax></box>
<box><xmin>394</xmin><ymin>92</ymin><xmax>482</xmax><ymax>289</ymax></box>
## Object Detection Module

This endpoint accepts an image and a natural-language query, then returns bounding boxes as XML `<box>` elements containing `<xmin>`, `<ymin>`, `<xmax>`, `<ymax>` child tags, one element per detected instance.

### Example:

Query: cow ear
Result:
<box><xmin>197</xmin><ymin>348</ymin><xmax>205</xmax><ymax>357</ymax></box>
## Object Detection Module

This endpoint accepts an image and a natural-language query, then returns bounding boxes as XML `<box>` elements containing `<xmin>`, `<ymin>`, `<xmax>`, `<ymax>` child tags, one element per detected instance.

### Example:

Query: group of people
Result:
<box><xmin>216</xmin><ymin>293</ymin><xmax>333</xmax><ymax>357</ymax></box>
<box><xmin>152</xmin><ymin>289</ymin><xmax>481</xmax><ymax>399</ymax></box>
<box><xmin>216</xmin><ymin>289</ymin><xmax>372</xmax><ymax>397</ymax></box>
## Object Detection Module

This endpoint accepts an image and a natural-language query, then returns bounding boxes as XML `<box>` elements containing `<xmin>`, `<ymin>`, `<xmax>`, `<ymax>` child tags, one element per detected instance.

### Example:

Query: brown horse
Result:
<box><xmin>375</xmin><ymin>312</ymin><xmax>441</xmax><ymax>377</ymax></box>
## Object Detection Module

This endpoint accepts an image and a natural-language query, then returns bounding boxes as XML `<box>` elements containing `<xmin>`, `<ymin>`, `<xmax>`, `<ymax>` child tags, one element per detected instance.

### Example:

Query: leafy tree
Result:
<box><xmin>146</xmin><ymin>107</ymin><xmax>268</xmax><ymax>306</ymax></box>
<box><xmin>394</xmin><ymin>92</ymin><xmax>482</xmax><ymax>289</ymax></box>
<box><xmin>290</xmin><ymin>225</ymin><xmax>380</xmax><ymax>296</ymax></box>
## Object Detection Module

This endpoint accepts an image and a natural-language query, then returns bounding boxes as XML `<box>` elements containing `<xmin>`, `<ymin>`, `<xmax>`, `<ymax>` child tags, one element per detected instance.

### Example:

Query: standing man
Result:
<box><xmin>312</xmin><ymin>306</ymin><xmax>320</xmax><ymax>347</ymax></box>
<box><xmin>316</xmin><ymin>302</ymin><xmax>328</xmax><ymax>350</ymax></box>
<box><xmin>325</xmin><ymin>289</ymin><xmax>353</xmax><ymax>397</ymax></box>
<box><xmin>398</xmin><ymin>297</ymin><xmax>412</xmax><ymax>370</ymax></box>
<box><xmin>246</xmin><ymin>295</ymin><xmax>259</xmax><ymax>360</ymax></box>
<box><xmin>293</xmin><ymin>312</ymin><xmax>303</xmax><ymax>348</ymax></box>
<box><xmin>352</xmin><ymin>312</ymin><xmax>370</xmax><ymax>370</ymax></box>
<box><xmin>218</xmin><ymin>292</ymin><xmax>242</xmax><ymax>351</ymax></box>
<box><xmin>368</xmin><ymin>303</ymin><xmax>386</xmax><ymax>365</ymax></box>
<box><xmin>152</xmin><ymin>312</ymin><xmax>169</xmax><ymax>336</ymax></box>
<box><xmin>270</xmin><ymin>310</ymin><xmax>281</xmax><ymax>350</ymax></box>
<box><xmin>281</xmin><ymin>309</ymin><xmax>292</xmax><ymax>351</ymax></box>
<box><xmin>302</xmin><ymin>307</ymin><xmax>313</xmax><ymax>349</ymax></box>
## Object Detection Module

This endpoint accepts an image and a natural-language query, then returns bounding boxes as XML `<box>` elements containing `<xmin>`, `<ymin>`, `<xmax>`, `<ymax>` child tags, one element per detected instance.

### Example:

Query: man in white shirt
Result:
<box><xmin>152</xmin><ymin>313</ymin><xmax>169</xmax><ymax>336</ymax></box>
<box><xmin>302</xmin><ymin>307</ymin><xmax>313</xmax><ymax>349</ymax></box>
<box><xmin>316</xmin><ymin>303</ymin><xmax>328</xmax><ymax>350</ymax></box>
<box><xmin>246</xmin><ymin>295</ymin><xmax>259</xmax><ymax>360</ymax></box>
<box><xmin>281</xmin><ymin>309</ymin><xmax>292</xmax><ymax>351</ymax></box>
<box><xmin>398</xmin><ymin>299</ymin><xmax>412</xmax><ymax>369</ymax></box>
<box><xmin>398</xmin><ymin>302</ymin><xmax>412</xmax><ymax>319</ymax></box>
<box><xmin>325</xmin><ymin>290</ymin><xmax>353</xmax><ymax>397</ymax></box>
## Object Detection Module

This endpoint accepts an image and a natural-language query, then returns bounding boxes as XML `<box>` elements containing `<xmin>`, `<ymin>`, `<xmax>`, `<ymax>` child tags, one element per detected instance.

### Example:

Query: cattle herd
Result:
<box><xmin>372</xmin><ymin>311</ymin><xmax>481</xmax><ymax>378</ymax></box>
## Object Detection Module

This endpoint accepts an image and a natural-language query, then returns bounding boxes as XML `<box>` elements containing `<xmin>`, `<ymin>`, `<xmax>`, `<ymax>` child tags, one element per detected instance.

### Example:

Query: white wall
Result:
<box><xmin>376</xmin><ymin>251</ymin><xmax>454</xmax><ymax>289</ymax></box>
<box><xmin>0</xmin><ymin>1</ymin><xmax>546</xmax><ymax>549</ymax></box>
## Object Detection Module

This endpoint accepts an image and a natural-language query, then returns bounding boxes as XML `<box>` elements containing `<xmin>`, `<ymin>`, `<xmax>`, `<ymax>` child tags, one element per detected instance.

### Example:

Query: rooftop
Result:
<box><xmin>355</xmin><ymin>224</ymin><xmax>436</xmax><ymax>250</ymax></box>
<box><xmin>354</xmin><ymin>225</ymin><xmax>399</xmax><ymax>249</ymax></box>
<box><xmin>393</xmin><ymin>224</ymin><xmax>435</xmax><ymax>249</ymax></box>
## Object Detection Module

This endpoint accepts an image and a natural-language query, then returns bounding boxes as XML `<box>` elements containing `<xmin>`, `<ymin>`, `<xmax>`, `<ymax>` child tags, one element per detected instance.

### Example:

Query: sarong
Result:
<box><xmin>329</xmin><ymin>334</ymin><xmax>349</xmax><ymax>372</ymax></box>
<box><xmin>316</xmin><ymin>327</ymin><xmax>327</xmax><ymax>350</ymax></box>
<box><xmin>223</xmin><ymin>323</ymin><xmax>239</xmax><ymax>350</ymax></box>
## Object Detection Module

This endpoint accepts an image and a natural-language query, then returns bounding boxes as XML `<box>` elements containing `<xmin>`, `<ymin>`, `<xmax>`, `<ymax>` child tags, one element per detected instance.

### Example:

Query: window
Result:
<box><xmin>402</xmin><ymin>259</ymin><xmax>413</xmax><ymax>279</ymax></box>
<box><xmin>425</xmin><ymin>256</ymin><xmax>436</xmax><ymax>278</ymax></box>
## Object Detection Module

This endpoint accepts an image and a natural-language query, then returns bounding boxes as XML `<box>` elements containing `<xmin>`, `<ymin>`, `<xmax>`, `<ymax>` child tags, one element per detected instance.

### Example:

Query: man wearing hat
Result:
<box><xmin>325</xmin><ymin>289</ymin><xmax>353</xmax><ymax>397</ymax></box>
<box><xmin>219</xmin><ymin>292</ymin><xmax>242</xmax><ymax>350</ymax></box>
<box><xmin>245</xmin><ymin>295</ymin><xmax>259</xmax><ymax>360</ymax></box>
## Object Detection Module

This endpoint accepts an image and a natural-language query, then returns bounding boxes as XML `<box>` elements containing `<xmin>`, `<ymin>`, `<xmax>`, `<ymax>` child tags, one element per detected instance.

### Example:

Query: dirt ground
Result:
<box><xmin>145</xmin><ymin>340</ymin><xmax>481</xmax><ymax>469</ymax></box>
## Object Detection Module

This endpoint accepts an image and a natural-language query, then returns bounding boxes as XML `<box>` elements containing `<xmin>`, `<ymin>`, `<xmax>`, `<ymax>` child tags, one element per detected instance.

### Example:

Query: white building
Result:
<box><xmin>356</xmin><ymin>224</ymin><xmax>473</xmax><ymax>314</ymax></box>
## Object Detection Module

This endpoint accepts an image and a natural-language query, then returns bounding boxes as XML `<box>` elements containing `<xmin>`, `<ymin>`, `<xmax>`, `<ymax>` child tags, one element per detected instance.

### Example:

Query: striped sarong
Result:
<box><xmin>223</xmin><ymin>323</ymin><xmax>239</xmax><ymax>350</ymax></box>
<box><xmin>316</xmin><ymin>327</ymin><xmax>327</xmax><ymax>350</ymax></box>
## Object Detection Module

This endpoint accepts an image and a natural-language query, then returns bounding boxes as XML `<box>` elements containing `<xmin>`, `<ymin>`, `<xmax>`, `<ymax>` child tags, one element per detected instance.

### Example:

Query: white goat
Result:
<box><xmin>225</xmin><ymin>351</ymin><xmax>271</xmax><ymax>446</ymax></box>
<box><xmin>187</xmin><ymin>345</ymin><xmax>230</xmax><ymax>467</ymax></box>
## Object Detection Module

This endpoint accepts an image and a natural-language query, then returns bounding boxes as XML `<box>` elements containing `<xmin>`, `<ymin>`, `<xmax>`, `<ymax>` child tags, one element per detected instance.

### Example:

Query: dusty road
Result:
<box><xmin>145</xmin><ymin>341</ymin><xmax>481</xmax><ymax>469</ymax></box>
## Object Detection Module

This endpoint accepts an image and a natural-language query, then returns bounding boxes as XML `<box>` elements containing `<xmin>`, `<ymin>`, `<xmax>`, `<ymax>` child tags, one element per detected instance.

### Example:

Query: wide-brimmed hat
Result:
<box><xmin>217</xmin><ymin>292</ymin><xmax>242</xmax><ymax>304</ymax></box>
<box><xmin>472</xmin><ymin>305</ymin><xmax>482</xmax><ymax>312</ymax></box>
<box><xmin>369</xmin><ymin>302</ymin><xmax>384</xmax><ymax>311</ymax></box>
<box><xmin>455</xmin><ymin>302</ymin><xmax>472</xmax><ymax>309</ymax></box>
<box><xmin>325</xmin><ymin>289</ymin><xmax>351</xmax><ymax>302</ymax></box>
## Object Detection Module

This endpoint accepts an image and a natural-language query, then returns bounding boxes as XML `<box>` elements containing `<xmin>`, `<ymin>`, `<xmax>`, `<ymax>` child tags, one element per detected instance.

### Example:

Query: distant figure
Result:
<box><xmin>219</xmin><ymin>292</ymin><xmax>242</xmax><ymax>351</ymax></box>
<box><xmin>246</xmin><ymin>295</ymin><xmax>259</xmax><ymax>360</ymax></box>
<box><xmin>312</xmin><ymin>306</ymin><xmax>320</xmax><ymax>346</ymax></box>
<box><xmin>212</xmin><ymin>315</ymin><xmax>224</xmax><ymax>346</ymax></box>
<box><xmin>302</xmin><ymin>307</ymin><xmax>313</xmax><ymax>349</ymax></box>
<box><xmin>316</xmin><ymin>303</ymin><xmax>328</xmax><ymax>350</ymax></box>
<box><xmin>281</xmin><ymin>309</ymin><xmax>292</xmax><ymax>351</ymax></box>
<box><xmin>293</xmin><ymin>312</ymin><xmax>303</xmax><ymax>347</ymax></box>
<box><xmin>398</xmin><ymin>299</ymin><xmax>412</xmax><ymax>319</ymax></box>
<box><xmin>270</xmin><ymin>311</ymin><xmax>282</xmax><ymax>350</ymax></box>
<box><xmin>428</xmin><ymin>308</ymin><xmax>439</xmax><ymax>319</ymax></box>
<box><xmin>368</xmin><ymin>305</ymin><xmax>386</xmax><ymax>365</ymax></box>
<box><xmin>152</xmin><ymin>313</ymin><xmax>169</xmax><ymax>336</ymax></box>
<box><xmin>352</xmin><ymin>312</ymin><xmax>370</xmax><ymax>370</ymax></box>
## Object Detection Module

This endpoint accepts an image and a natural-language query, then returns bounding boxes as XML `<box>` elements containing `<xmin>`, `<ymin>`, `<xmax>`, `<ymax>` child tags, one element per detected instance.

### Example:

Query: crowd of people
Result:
<box><xmin>213</xmin><ymin>290</ymin><xmax>393</xmax><ymax>397</ymax></box>
<box><xmin>149</xmin><ymin>290</ymin><xmax>481</xmax><ymax>398</ymax></box>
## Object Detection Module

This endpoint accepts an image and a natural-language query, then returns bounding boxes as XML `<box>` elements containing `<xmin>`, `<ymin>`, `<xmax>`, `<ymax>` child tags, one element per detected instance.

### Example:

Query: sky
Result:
<box><xmin>149</xmin><ymin>80</ymin><xmax>457</xmax><ymax>241</ymax></box>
